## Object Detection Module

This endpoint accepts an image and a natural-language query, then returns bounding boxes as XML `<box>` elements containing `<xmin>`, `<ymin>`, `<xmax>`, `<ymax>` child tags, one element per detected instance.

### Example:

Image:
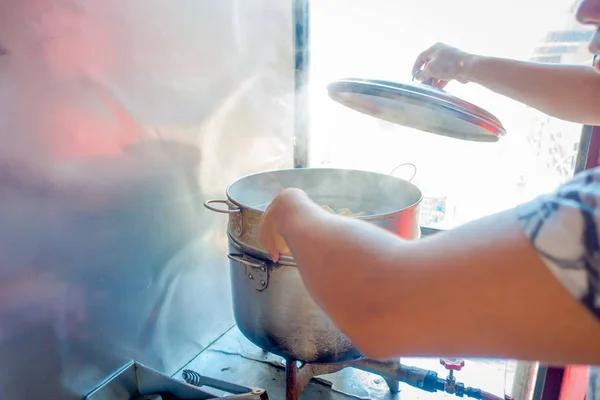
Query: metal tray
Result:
<box><xmin>85</xmin><ymin>361</ymin><xmax>267</xmax><ymax>400</ymax></box>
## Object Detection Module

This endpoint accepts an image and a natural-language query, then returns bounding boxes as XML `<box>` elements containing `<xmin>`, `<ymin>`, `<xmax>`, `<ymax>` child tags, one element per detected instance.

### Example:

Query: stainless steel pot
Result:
<box><xmin>204</xmin><ymin>168</ymin><xmax>423</xmax><ymax>255</ymax></box>
<box><xmin>204</xmin><ymin>168</ymin><xmax>423</xmax><ymax>363</ymax></box>
<box><xmin>227</xmin><ymin>234</ymin><xmax>362</xmax><ymax>363</ymax></box>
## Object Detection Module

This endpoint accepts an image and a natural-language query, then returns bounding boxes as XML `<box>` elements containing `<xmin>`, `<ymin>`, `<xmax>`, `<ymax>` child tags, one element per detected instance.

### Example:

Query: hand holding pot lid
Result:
<box><xmin>327</xmin><ymin>44</ymin><xmax>506</xmax><ymax>143</ymax></box>
<box><xmin>411</xmin><ymin>42</ymin><xmax>472</xmax><ymax>89</ymax></box>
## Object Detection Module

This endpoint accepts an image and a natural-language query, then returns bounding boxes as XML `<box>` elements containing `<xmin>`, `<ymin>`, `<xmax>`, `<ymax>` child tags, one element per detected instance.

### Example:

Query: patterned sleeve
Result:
<box><xmin>517</xmin><ymin>167</ymin><xmax>600</xmax><ymax>320</ymax></box>
<box><xmin>518</xmin><ymin>168</ymin><xmax>600</xmax><ymax>400</ymax></box>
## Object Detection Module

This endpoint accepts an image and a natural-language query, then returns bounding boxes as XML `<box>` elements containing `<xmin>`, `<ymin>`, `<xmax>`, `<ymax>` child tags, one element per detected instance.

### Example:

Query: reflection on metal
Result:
<box><xmin>0</xmin><ymin>0</ymin><xmax>294</xmax><ymax>398</ymax></box>
<box><xmin>293</xmin><ymin>0</ymin><xmax>311</xmax><ymax>168</ymax></box>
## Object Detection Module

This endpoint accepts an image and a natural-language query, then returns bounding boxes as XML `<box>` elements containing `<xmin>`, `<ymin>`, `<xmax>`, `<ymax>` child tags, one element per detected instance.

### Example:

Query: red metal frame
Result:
<box><xmin>558</xmin><ymin>365</ymin><xmax>588</xmax><ymax>400</ymax></box>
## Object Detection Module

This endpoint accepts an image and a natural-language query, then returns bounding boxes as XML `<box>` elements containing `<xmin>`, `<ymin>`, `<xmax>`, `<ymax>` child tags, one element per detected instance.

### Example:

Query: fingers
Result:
<box><xmin>258</xmin><ymin>208</ymin><xmax>290</xmax><ymax>262</ymax></box>
<box><xmin>414</xmin><ymin>64</ymin><xmax>450</xmax><ymax>89</ymax></box>
<box><xmin>413</xmin><ymin>43</ymin><xmax>463</xmax><ymax>89</ymax></box>
<box><xmin>414</xmin><ymin>57</ymin><xmax>440</xmax><ymax>85</ymax></box>
<box><xmin>414</xmin><ymin>68</ymin><xmax>442</xmax><ymax>88</ymax></box>
<box><xmin>258</xmin><ymin>210</ymin><xmax>280</xmax><ymax>262</ymax></box>
<box><xmin>414</xmin><ymin>69</ymin><xmax>434</xmax><ymax>84</ymax></box>
<box><xmin>414</xmin><ymin>75</ymin><xmax>448</xmax><ymax>90</ymax></box>
<box><xmin>270</xmin><ymin>250</ymin><xmax>280</xmax><ymax>263</ymax></box>
<box><xmin>434</xmin><ymin>79</ymin><xmax>449</xmax><ymax>89</ymax></box>
<box><xmin>273</xmin><ymin>235</ymin><xmax>290</xmax><ymax>260</ymax></box>
<box><xmin>258</xmin><ymin>189</ymin><xmax>309</xmax><ymax>262</ymax></box>
<box><xmin>412</xmin><ymin>43</ymin><xmax>440</xmax><ymax>76</ymax></box>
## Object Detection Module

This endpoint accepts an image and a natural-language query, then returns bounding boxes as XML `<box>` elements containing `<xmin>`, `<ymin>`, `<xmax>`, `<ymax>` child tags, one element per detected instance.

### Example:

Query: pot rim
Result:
<box><xmin>224</xmin><ymin>167</ymin><xmax>423</xmax><ymax>219</ymax></box>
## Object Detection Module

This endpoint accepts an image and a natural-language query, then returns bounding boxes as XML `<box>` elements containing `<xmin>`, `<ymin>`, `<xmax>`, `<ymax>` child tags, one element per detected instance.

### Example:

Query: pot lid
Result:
<box><xmin>327</xmin><ymin>78</ymin><xmax>506</xmax><ymax>142</ymax></box>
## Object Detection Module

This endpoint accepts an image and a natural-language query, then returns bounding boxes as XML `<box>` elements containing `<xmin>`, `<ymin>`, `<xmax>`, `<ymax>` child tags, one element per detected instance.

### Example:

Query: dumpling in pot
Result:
<box><xmin>320</xmin><ymin>205</ymin><xmax>365</xmax><ymax>218</ymax></box>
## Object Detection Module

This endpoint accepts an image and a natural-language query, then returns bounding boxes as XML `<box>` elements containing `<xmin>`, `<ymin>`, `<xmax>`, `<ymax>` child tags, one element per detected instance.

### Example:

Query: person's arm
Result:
<box><xmin>413</xmin><ymin>43</ymin><xmax>600</xmax><ymax>125</ymax></box>
<box><xmin>259</xmin><ymin>187</ymin><xmax>600</xmax><ymax>365</ymax></box>
<box><xmin>463</xmin><ymin>56</ymin><xmax>600</xmax><ymax>125</ymax></box>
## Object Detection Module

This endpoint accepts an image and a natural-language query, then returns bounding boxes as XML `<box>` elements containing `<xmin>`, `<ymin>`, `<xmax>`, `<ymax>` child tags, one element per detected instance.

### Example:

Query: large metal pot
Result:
<box><xmin>205</xmin><ymin>168</ymin><xmax>423</xmax><ymax>363</ymax></box>
<box><xmin>227</xmin><ymin>234</ymin><xmax>361</xmax><ymax>363</ymax></box>
<box><xmin>205</xmin><ymin>168</ymin><xmax>422</xmax><ymax>254</ymax></box>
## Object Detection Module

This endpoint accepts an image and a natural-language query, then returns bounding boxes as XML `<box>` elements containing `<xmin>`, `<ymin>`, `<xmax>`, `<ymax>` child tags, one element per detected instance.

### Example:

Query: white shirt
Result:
<box><xmin>518</xmin><ymin>166</ymin><xmax>600</xmax><ymax>399</ymax></box>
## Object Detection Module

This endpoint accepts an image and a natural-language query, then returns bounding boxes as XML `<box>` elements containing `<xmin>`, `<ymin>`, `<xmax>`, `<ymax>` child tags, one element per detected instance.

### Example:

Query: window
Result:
<box><xmin>308</xmin><ymin>0</ymin><xmax>594</xmax><ymax>230</ymax></box>
<box><xmin>531</xmin><ymin>54</ymin><xmax>563</xmax><ymax>63</ymax></box>
<box><xmin>306</xmin><ymin>0</ymin><xmax>594</xmax><ymax>397</ymax></box>
<box><xmin>533</xmin><ymin>45</ymin><xmax>578</xmax><ymax>55</ymax></box>
<box><xmin>545</xmin><ymin>29</ymin><xmax>594</xmax><ymax>43</ymax></box>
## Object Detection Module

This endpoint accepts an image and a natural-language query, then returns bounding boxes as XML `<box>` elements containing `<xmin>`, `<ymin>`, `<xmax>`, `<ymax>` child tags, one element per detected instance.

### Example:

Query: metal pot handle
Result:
<box><xmin>228</xmin><ymin>253</ymin><xmax>269</xmax><ymax>291</ymax></box>
<box><xmin>227</xmin><ymin>253</ymin><xmax>267</xmax><ymax>269</ymax></box>
<box><xmin>389</xmin><ymin>162</ymin><xmax>417</xmax><ymax>182</ymax></box>
<box><xmin>204</xmin><ymin>199</ymin><xmax>240</xmax><ymax>214</ymax></box>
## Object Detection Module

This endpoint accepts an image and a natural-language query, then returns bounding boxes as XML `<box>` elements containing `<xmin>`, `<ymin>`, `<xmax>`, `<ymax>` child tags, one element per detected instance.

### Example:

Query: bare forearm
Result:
<box><xmin>281</xmin><ymin>202</ymin><xmax>600</xmax><ymax>364</ymax></box>
<box><xmin>281</xmin><ymin>200</ymin><xmax>403</xmax><ymax>287</ymax></box>
<box><xmin>463</xmin><ymin>55</ymin><xmax>600</xmax><ymax>125</ymax></box>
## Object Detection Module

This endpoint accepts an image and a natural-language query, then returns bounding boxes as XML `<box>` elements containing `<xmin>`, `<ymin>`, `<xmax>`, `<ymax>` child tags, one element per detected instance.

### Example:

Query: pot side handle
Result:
<box><xmin>227</xmin><ymin>253</ymin><xmax>267</xmax><ymax>269</ymax></box>
<box><xmin>204</xmin><ymin>199</ymin><xmax>241</xmax><ymax>214</ymax></box>
<box><xmin>227</xmin><ymin>253</ymin><xmax>269</xmax><ymax>291</ymax></box>
<box><xmin>389</xmin><ymin>162</ymin><xmax>417</xmax><ymax>182</ymax></box>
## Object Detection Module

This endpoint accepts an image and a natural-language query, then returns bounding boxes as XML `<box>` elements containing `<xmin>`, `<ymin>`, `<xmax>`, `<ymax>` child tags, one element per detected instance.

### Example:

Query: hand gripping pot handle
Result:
<box><xmin>227</xmin><ymin>253</ymin><xmax>266</xmax><ymax>269</ymax></box>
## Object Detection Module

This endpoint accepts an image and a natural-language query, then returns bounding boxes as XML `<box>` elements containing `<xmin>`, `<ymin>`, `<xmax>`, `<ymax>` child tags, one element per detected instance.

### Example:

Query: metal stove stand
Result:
<box><xmin>174</xmin><ymin>327</ymin><xmax>513</xmax><ymax>400</ymax></box>
<box><xmin>281</xmin><ymin>358</ymin><xmax>510</xmax><ymax>400</ymax></box>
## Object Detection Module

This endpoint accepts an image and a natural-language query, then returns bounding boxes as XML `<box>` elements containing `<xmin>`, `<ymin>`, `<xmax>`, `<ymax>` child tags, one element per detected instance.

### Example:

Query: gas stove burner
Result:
<box><xmin>282</xmin><ymin>358</ymin><xmax>511</xmax><ymax>400</ymax></box>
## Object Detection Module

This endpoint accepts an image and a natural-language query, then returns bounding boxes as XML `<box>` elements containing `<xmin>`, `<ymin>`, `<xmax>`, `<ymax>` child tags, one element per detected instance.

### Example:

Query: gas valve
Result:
<box><xmin>440</xmin><ymin>358</ymin><xmax>465</xmax><ymax>395</ymax></box>
<box><xmin>440</xmin><ymin>358</ymin><xmax>465</xmax><ymax>372</ymax></box>
<box><xmin>399</xmin><ymin>361</ymin><xmax>512</xmax><ymax>400</ymax></box>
